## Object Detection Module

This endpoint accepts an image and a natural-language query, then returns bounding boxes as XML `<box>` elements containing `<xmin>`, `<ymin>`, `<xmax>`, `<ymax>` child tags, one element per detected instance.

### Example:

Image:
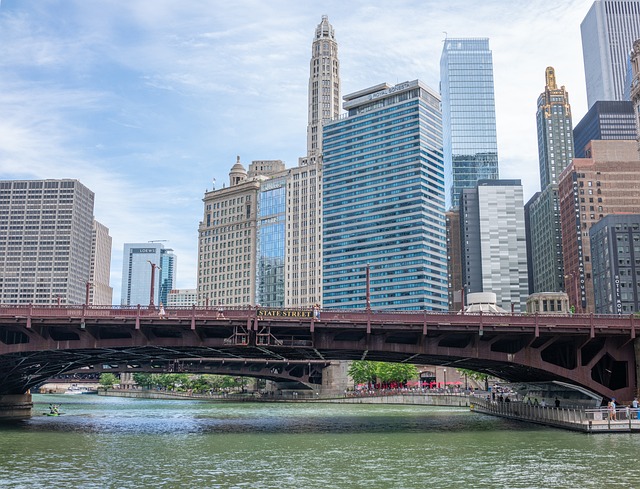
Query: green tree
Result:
<box><xmin>348</xmin><ymin>361</ymin><xmax>378</xmax><ymax>385</ymax></box>
<box><xmin>456</xmin><ymin>368</ymin><xmax>490</xmax><ymax>390</ymax></box>
<box><xmin>99</xmin><ymin>373</ymin><xmax>119</xmax><ymax>390</ymax></box>
<box><xmin>132</xmin><ymin>373</ymin><xmax>154</xmax><ymax>389</ymax></box>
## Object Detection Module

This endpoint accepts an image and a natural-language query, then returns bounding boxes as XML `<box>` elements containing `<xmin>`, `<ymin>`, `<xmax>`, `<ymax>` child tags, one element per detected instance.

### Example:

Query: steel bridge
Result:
<box><xmin>1</xmin><ymin>305</ymin><xmax>639</xmax><ymax>402</ymax></box>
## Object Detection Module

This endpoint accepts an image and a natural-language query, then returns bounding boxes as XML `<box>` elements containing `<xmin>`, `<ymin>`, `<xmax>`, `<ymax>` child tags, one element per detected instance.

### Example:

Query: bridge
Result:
<box><xmin>1</xmin><ymin>305</ymin><xmax>639</xmax><ymax>417</ymax></box>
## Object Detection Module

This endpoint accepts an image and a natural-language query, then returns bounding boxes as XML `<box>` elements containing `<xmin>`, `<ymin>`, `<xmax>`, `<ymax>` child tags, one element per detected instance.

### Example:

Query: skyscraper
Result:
<box><xmin>631</xmin><ymin>39</ymin><xmax>640</xmax><ymax>156</ymax></box>
<box><xmin>257</xmin><ymin>173</ymin><xmax>287</xmax><ymax>308</ymax></box>
<box><xmin>0</xmin><ymin>179</ymin><xmax>101</xmax><ymax>305</ymax></box>
<box><xmin>558</xmin><ymin>140</ymin><xmax>640</xmax><ymax>313</ymax></box>
<box><xmin>322</xmin><ymin>80</ymin><xmax>448</xmax><ymax>310</ymax></box>
<box><xmin>286</xmin><ymin>15</ymin><xmax>340</xmax><ymax>308</ymax></box>
<box><xmin>440</xmin><ymin>38</ymin><xmax>499</xmax><ymax>208</ymax></box>
<box><xmin>590</xmin><ymin>214</ymin><xmax>640</xmax><ymax>314</ymax></box>
<box><xmin>306</xmin><ymin>15</ymin><xmax>340</xmax><ymax>159</ymax></box>
<box><xmin>581</xmin><ymin>0</ymin><xmax>640</xmax><ymax>108</ymax></box>
<box><xmin>90</xmin><ymin>219</ymin><xmax>113</xmax><ymax>305</ymax></box>
<box><xmin>158</xmin><ymin>248</ymin><xmax>176</xmax><ymax>307</ymax></box>
<box><xmin>573</xmin><ymin>101</ymin><xmax>637</xmax><ymax>158</ymax></box>
<box><xmin>460</xmin><ymin>180</ymin><xmax>529</xmax><ymax>312</ymax></box>
<box><xmin>197</xmin><ymin>158</ymin><xmax>286</xmax><ymax>307</ymax></box>
<box><xmin>525</xmin><ymin>68</ymin><xmax>573</xmax><ymax>293</ymax></box>
<box><xmin>120</xmin><ymin>242</ymin><xmax>175</xmax><ymax>307</ymax></box>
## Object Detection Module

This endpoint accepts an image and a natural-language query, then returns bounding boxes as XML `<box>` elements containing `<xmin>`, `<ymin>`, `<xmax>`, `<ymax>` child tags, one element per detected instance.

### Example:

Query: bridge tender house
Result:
<box><xmin>257</xmin><ymin>309</ymin><xmax>314</xmax><ymax>318</ymax></box>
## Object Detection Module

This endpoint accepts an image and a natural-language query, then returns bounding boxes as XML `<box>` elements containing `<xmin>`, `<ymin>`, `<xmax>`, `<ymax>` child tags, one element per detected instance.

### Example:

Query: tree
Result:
<box><xmin>348</xmin><ymin>361</ymin><xmax>378</xmax><ymax>385</ymax></box>
<box><xmin>99</xmin><ymin>373</ymin><xmax>119</xmax><ymax>390</ymax></box>
<box><xmin>132</xmin><ymin>373</ymin><xmax>154</xmax><ymax>389</ymax></box>
<box><xmin>348</xmin><ymin>361</ymin><xmax>418</xmax><ymax>386</ymax></box>
<box><xmin>456</xmin><ymin>368</ymin><xmax>490</xmax><ymax>390</ymax></box>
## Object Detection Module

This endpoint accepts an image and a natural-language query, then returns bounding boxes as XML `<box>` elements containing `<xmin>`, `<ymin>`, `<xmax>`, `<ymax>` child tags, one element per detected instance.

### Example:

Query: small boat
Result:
<box><xmin>43</xmin><ymin>412</ymin><xmax>64</xmax><ymax>416</ymax></box>
<box><xmin>64</xmin><ymin>385</ymin><xmax>89</xmax><ymax>395</ymax></box>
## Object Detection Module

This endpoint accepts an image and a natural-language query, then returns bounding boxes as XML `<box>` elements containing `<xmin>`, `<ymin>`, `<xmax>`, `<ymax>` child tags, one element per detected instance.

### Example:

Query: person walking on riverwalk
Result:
<box><xmin>608</xmin><ymin>398</ymin><xmax>617</xmax><ymax>421</ymax></box>
<box><xmin>632</xmin><ymin>397</ymin><xmax>639</xmax><ymax>420</ymax></box>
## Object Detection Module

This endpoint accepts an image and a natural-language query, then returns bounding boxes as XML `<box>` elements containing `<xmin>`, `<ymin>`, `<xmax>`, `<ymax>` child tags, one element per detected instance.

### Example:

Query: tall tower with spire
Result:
<box><xmin>285</xmin><ymin>16</ymin><xmax>341</xmax><ymax>309</ymax></box>
<box><xmin>306</xmin><ymin>15</ymin><xmax>340</xmax><ymax>159</ymax></box>
<box><xmin>525</xmin><ymin>67</ymin><xmax>574</xmax><ymax>294</ymax></box>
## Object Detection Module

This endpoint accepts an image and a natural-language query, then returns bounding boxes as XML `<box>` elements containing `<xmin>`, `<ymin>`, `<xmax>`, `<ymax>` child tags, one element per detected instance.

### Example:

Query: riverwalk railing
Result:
<box><xmin>471</xmin><ymin>397</ymin><xmax>640</xmax><ymax>433</ymax></box>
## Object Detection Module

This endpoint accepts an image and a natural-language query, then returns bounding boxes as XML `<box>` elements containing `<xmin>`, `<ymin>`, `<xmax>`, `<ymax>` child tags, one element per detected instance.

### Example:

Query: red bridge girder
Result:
<box><xmin>0</xmin><ymin>305</ymin><xmax>637</xmax><ymax>400</ymax></box>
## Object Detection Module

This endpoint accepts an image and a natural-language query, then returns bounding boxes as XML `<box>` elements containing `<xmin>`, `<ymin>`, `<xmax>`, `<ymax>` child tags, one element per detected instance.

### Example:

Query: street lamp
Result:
<box><xmin>443</xmin><ymin>368</ymin><xmax>447</xmax><ymax>391</ymax></box>
<box><xmin>148</xmin><ymin>261</ymin><xmax>161</xmax><ymax>308</ymax></box>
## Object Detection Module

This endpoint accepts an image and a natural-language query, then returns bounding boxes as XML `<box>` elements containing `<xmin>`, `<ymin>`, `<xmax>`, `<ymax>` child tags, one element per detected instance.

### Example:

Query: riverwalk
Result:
<box><xmin>471</xmin><ymin>397</ymin><xmax>640</xmax><ymax>433</ymax></box>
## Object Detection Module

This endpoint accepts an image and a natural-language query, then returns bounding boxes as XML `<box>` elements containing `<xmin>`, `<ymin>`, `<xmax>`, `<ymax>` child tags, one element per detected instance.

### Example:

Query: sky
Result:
<box><xmin>0</xmin><ymin>0</ymin><xmax>598</xmax><ymax>302</ymax></box>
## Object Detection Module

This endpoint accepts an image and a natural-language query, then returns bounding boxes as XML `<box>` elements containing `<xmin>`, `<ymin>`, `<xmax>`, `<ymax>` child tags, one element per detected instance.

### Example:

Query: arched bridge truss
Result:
<box><xmin>0</xmin><ymin>306</ymin><xmax>637</xmax><ymax>400</ymax></box>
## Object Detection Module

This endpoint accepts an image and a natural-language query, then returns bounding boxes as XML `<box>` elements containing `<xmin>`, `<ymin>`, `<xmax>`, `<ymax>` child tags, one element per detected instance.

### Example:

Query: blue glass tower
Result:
<box><xmin>322</xmin><ymin>80</ymin><xmax>448</xmax><ymax>311</ymax></box>
<box><xmin>257</xmin><ymin>175</ymin><xmax>287</xmax><ymax>308</ymax></box>
<box><xmin>440</xmin><ymin>38</ymin><xmax>499</xmax><ymax>209</ymax></box>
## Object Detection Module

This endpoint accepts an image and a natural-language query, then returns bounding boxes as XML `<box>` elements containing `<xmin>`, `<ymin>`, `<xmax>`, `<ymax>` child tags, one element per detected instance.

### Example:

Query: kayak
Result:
<box><xmin>43</xmin><ymin>412</ymin><xmax>64</xmax><ymax>416</ymax></box>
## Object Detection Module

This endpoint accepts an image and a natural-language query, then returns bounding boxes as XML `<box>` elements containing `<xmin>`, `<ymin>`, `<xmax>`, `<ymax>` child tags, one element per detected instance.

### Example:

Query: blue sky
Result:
<box><xmin>0</xmin><ymin>0</ymin><xmax>596</xmax><ymax>301</ymax></box>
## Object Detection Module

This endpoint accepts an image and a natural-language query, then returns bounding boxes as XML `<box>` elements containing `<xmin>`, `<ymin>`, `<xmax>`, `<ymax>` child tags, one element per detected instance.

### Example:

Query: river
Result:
<box><xmin>1</xmin><ymin>394</ymin><xmax>639</xmax><ymax>488</ymax></box>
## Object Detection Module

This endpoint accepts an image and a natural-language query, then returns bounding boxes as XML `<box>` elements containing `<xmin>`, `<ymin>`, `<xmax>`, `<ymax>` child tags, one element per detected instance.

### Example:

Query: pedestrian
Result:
<box><xmin>555</xmin><ymin>397</ymin><xmax>560</xmax><ymax>408</ymax></box>
<box><xmin>632</xmin><ymin>397</ymin><xmax>639</xmax><ymax>420</ymax></box>
<box><xmin>159</xmin><ymin>303</ymin><xmax>166</xmax><ymax>319</ymax></box>
<box><xmin>608</xmin><ymin>398</ymin><xmax>617</xmax><ymax>421</ymax></box>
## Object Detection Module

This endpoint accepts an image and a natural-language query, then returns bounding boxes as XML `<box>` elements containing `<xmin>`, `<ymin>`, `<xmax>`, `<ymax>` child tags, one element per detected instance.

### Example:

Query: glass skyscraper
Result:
<box><xmin>257</xmin><ymin>175</ymin><xmax>287</xmax><ymax>308</ymax></box>
<box><xmin>440</xmin><ymin>38</ymin><xmax>499</xmax><ymax>209</ymax></box>
<box><xmin>322</xmin><ymin>80</ymin><xmax>448</xmax><ymax>311</ymax></box>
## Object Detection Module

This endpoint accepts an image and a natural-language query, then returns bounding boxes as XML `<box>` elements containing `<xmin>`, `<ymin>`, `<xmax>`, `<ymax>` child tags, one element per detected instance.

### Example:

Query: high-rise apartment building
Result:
<box><xmin>90</xmin><ymin>219</ymin><xmax>113</xmax><ymax>305</ymax></box>
<box><xmin>120</xmin><ymin>242</ymin><xmax>175</xmax><ymax>307</ymax></box>
<box><xmin>197</xmin><ymin>158</ymin><xmax>285</xmax><ymax>307</ymax></box>
<box><xmin>525</xmin><ymin>68</ymin><xmax>574</xmax><ymax>293</ymax></box>
<box><xmin>590</xmin><ymin>214</ymin><xmax>640</xmax><ymax>314</ymax></box>
<box><xmin>460</xmin><ymin>180</ymin><xmax>529</xmax><ymax>312</ymax></box>
<box><xmin>322</xmin><ymin>80</ymin><xmax>448</xmax><ymax>310</ymax></box>
<box><xmin>440</xmin><ymin>38</ymin><xmax>499</xmax><ymax>208</ymax></box>
<box><xmin>0</xmin><ymin>179</ymin><xmax>100</xmax><ymax>305</ymax></box>
<box><xmin>558</xmin><ymin>140</ymin><xmax>640</xmax><ymax>312</ymax></box>
<box><xmin>286</xmin><ymin>15</ymin><xmax>340</xmax><ymax>308</ymax></box>
<box><xmin>581</xmin><ymin>0</ymin><xmax>640</xmax><ymax>108</ymax></box>
<box><xmin>573</xmin><ymin>101</ymin><xmax>637</xmax><ymax>158</ymax></box>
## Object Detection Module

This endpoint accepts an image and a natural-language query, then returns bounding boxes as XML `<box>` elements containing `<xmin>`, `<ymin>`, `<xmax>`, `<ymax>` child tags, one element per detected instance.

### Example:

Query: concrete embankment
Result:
<box><xmin>98</xmin><ymin>389</ymin><xmax>470</xmax><ymax>407</ymax></box>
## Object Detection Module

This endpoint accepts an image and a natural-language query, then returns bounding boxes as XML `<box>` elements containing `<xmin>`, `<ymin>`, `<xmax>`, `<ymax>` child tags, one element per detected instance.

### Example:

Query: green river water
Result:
<box><xmin>1</xmin><ymin>394</ymin><xmax>639</xmax><ymax>489</ymax></box>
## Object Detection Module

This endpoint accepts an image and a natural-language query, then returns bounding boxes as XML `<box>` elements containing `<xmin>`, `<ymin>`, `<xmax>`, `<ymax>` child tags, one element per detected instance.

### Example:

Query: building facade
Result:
<box><xmin>440</xmin><ymin>38</ymin><xmax>499</xmax><ymax>208</ymax></box>
<box><xmin>558</xmin><ymin>140</ymin><xmax>640</xmax><ymax>312</ymax></box>
<box><xmin>461</xmin><ymin>180</ymin><xmax>529</xmax><ymax>312</ymax></box>
<box><xmin>581</xmin><ymin>0</ymin><xmax>640</xmax><ymax>108</ymax></box>
<box><xmin>0</xmin><ymin>179</ymin><xmax>97</xmax><ymax>305</ymax></box>
<box><xmin>166</xmin><ymin>288</ymin><xmax>197</xmax><ymax>308</ymax></box>
<box><xmin>158</xmin><ymin>248</ymin><xmax>176</xmax><ymax>307</ymax></box>
<box><xmin>120</xmin><ymin>242</ymin><xmax>173</xmax><ymax>307</ymax></box>
<box><xmin>525</xmin><ymin>68</ymin><xmax>573</xmax><ymax>293</ymax></box>
<box><xmin>285</xmin><ymin>16</ymin><xmax>340</xmax><ymax>308</ymax></box>
<box><xmin>631</xmin><ymin>39</ymin><xmax>640</xmax><ymax>157</ymax></box>
<box><xmin>446</xmin><ymin>209</ymin><xmax>463</xmax><ymax>311</ymax></box>
<box><xmin>90</xmin><ymin>219</ymin><xmax>113</xmax><ymax>305</ymax></box>
<box><xmin>322</xmin><ymin>80</ymin><xmax>448</xmax><ymax>310</ymax></box>
<box><xmin>590</xmin><ymin>214</ymin><xmax>640</xmax><ymax>314</ymax></box>
<box><xmin>525</xmin><ymin>185</ymin><xmax>564</xmax><ymax>293</ymax></box>
<box><xmin>197</xmin><ymin>158</ymin><xmax>285</xmax><ymax>307</ymax></box>
<box><xmin>573</xmin><ymin>101</ymin><xmax>637</xmax><ymax>158</ymax></box>
<box><xmin>306</xmin><ymin>15</ymin><xmax>340</xmax><ymax>159</ymax></box>
<box><xmin>257</xmin><ymin>173</ymin><xmax>287</xmax><ymax>308</ymax></box>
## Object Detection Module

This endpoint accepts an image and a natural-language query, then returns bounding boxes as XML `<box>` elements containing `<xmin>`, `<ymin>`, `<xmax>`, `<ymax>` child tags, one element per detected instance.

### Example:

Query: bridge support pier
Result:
<box><xmin>0</xmin><ymin>394</ymin><xmax>33</xmax><ymax>420</ymax></box>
